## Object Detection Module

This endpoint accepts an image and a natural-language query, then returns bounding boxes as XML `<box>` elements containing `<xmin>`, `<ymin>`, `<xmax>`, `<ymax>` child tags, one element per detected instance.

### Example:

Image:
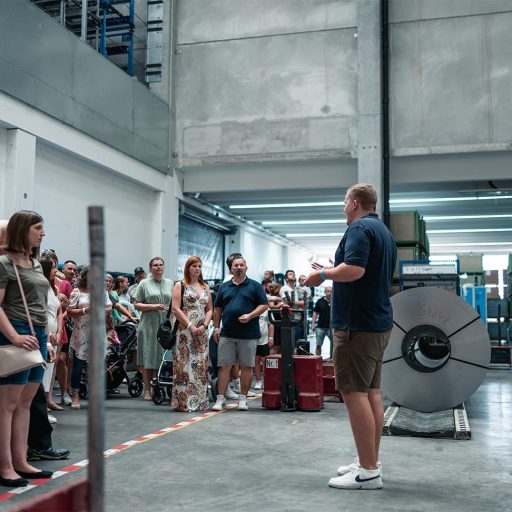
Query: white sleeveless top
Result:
<box><xmin>47</xmin><ymin>288</ymin><xmax>60</xmax><ymax>335</ymax></box>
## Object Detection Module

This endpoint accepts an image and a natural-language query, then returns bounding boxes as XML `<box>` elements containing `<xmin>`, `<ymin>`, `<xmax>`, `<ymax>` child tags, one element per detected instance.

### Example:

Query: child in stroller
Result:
<box><xmin>78</xmin><ymin>321</ymin><xmax>143</xmax><ymax>399</ymax></box>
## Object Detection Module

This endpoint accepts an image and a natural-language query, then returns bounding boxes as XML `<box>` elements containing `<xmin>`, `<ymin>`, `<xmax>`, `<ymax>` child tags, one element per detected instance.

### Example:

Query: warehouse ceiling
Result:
<box><xmin>186</xmin><ymin>177</ymin><xmax>512</xmax><ymax>259</ymax></box>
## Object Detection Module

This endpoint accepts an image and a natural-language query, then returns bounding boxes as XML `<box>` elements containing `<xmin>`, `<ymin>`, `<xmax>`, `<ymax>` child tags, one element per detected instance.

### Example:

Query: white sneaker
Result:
<box><xmin>254</xmin><ymin>381</ymin><xmax>262</xmax><ymax>390</ymax></box>
<box><xmin>247</xmin><ymin>390</ymin><xmax>256</xmax><ymax>397</ymax></box>
<box><xmin>60</xmin><ymin>394</ymin><xmax>72</xmax><ymax>406</ymax></box>
<box><xmin>238</xmin><ymin>395</ymin><xmax>248</xmax><ymax>411</ymax></box>
<box><xmin>232</xmin><ymin>379</ymin><xmax>241</xmax><ymax>394</ymax></box>
<box><xmin>212</xmin><ymin>395</ymin><xmax>225</xmax><ymax>411</ymax></box>
<box><xmin>225</xmin><ymin>387</ymin><xmax>239</xmax><ymax>400</ymax></box>
<box><xmin>48</xmin><ymin>414</ymin><xmax>58</xmax><ymax>424</ymax></box>
<box><xmin>329</xmin><ymin>468</ymin><xmax>382</xmax><ymax>490</ymax></box>
<box><xmin>337</xmin><ymin>457</ymin><xmax>382</xmax><ymax>476</ymax></box>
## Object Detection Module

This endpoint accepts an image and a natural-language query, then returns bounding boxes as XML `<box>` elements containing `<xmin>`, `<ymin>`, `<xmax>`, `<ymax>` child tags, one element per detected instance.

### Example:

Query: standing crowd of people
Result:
<box><xmin>0</xmin><ymin>182</ymin><xmax>396</xmax><ymax>491</ymax></box>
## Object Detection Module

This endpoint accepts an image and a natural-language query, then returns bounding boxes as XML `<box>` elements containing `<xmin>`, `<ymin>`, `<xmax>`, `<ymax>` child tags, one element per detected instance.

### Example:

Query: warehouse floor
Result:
<box><xmin>1</xmin><ymin>368</ymin><xmax>511</xmax><ymax>511</ymax></box>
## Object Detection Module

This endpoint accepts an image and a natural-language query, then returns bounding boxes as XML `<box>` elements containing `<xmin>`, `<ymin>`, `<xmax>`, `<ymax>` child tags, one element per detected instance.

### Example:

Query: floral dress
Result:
<box><xmin>171</xmin><ymin>284</ymin><xmax>209</xmax><ymax>412</ymax></box>
<box><xmin>69</xmin><ymin>289</ymin><xmax>111</xmax><ymax>361</ymax></box>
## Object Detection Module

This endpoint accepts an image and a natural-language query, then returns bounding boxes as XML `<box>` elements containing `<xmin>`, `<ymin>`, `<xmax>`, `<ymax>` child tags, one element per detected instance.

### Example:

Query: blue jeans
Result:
<box><xmin>0</xmin><ymin>321</ymin><xmax>48</xmax><ymax>385</ymax></box>
<box><xmin>316</xmin><ymin>328</ymin><xmax>333</xmax><ymax>357</ymax></box>
<box><xmin>70</xmin><ymin>353</ymin><xmax>86</xmax><ymax>392</ymax></box>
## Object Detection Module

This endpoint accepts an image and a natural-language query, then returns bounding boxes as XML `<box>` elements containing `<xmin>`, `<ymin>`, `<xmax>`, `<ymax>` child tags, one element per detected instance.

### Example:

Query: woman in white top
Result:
<box><xmin>40</xmin><ymin>258</ymin><xmax>63</xmax><ymax>411</ymax></box>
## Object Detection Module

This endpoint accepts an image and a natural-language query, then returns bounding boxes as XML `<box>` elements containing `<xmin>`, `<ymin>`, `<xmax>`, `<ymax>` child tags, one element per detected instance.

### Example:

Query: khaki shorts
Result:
<box><xmin>217</xmin><ymin>336</ymin><xmax>258</xmax><ymax>368</ymax></box>
<box><xmin>333</xmin><ymin>329</ymin><xmax>391</xmax><ymax>393</ymax></box>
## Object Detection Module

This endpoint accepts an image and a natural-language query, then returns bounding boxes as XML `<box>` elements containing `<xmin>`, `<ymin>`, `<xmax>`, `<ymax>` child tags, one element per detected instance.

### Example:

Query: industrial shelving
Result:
<box><xmin>30</xmin><ymin>0</ymin><xmax>136</xmax><ymax>76</ymax></box>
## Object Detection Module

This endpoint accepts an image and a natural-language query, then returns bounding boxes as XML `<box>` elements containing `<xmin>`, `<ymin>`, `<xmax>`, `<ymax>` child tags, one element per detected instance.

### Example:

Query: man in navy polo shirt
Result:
<box><xmin>305</xmin><ymin>183</ymin><xmax>396</xmax><ymax>490</ymax></box>
<box><xmin>212</xmin><ymin>256</ymin><xmax>268</xmax><ymax>411</ymax></box>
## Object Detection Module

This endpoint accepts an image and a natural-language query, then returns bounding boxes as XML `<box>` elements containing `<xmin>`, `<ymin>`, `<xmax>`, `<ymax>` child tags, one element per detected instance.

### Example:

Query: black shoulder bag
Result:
<box><xmin>157</xmin><ymin>281</ymin><xmax>184</xmax><ymax>350</ymax></box>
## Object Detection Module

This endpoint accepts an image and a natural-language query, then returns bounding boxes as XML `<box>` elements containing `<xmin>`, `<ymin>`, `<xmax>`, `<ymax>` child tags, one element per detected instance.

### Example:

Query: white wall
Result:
<box><xmin>242</xmin><ymin>230</ymin><xmax>285</xmax><ymax>281</ymax></box>
<box><xmin>286</xmin><ymin>246</ymin><xmax>313</xmax><ymax>278</ymax></box>
<box><xmin>34</xmin><ymin>142</ymin><xmax>159</xmax><ymax>273</ymax></box>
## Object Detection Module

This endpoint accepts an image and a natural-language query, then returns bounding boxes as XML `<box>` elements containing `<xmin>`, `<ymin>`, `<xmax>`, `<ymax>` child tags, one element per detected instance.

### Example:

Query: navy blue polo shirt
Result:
<box><xmin>215</xmin><ymin>277</ymin><xmax>268</xmax><ymax>339</ymax></box>
<box><xmin>331</xmin><ymin>213</ymin><xmax>396</xmax><ymax>332</ymax></box>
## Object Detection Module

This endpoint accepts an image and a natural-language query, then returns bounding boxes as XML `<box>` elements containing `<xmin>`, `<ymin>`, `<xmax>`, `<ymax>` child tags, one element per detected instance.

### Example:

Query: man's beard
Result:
<box><xmin>235</xmin><ymin>269</ymin><xmax>243</xmax><ymax>278</ymax></box>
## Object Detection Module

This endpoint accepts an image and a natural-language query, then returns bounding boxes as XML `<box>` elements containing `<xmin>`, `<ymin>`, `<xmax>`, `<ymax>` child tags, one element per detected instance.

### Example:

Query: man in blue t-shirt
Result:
<box><xmin>212</xmin><ymin>256</ymin><xmax>268</xmax><ymax>411</ymax></box>
<box><xmin>305</xmin><ymin>183</ymin><xmax>396</xmax><ymax>491</ymax></box>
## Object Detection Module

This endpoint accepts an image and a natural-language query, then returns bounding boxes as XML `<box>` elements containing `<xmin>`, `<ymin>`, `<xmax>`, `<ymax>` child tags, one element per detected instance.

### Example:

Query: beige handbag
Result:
<box><xmin>0</xmin><ymin>258</ymin><xmax>46</xmax><ymax>378</ymax></box>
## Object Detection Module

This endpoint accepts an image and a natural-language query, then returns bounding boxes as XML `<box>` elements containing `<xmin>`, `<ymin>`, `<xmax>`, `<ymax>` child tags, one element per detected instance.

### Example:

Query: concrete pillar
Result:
<box><xmin>152</xmin><ymin>174</ymin><xmax>180</xmax><ymax>280</ymax></box>
<box><xmin>357</xmin><ymin>0</ymin><xmax>383</xmax><ymax>218</ymax></box>
<box><xmin>0</xmin><ymin>129</ymin><xmax>36</xmax><ymax>218</ymax></box>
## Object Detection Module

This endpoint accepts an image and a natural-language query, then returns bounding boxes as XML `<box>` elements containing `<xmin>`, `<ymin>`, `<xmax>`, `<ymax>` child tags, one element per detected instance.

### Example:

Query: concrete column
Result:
<box><xmin>357</xmin><ymin>0</ymin><xmax>383</xmax><ymax>218</ymax></box>
<box><xmin>0</xmin><ymin>129</ymin><xmax>36</xmax><ymax>218</ymax></box>
<box><xmin>152</xmin><ymin>174</ymin><xmax>180</xmax><ymax>280</ymax></box>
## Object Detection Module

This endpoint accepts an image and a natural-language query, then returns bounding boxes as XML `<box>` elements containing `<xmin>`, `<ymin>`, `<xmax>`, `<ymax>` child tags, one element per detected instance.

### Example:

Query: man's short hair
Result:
<box><xmin>262</xmin><ymin>278</ymin><xmax>273</xmax><ymax>286</ymax></box>
<box><xmin>231</xmin><ymin>255</ymin><xmax>246</xmax><ymax>265</ymax></box>
<box><xmin>63</xmin><ymin>260</ymin><xmax>77</xmax><ymax>267</ymax></box>
<box><xmin>226</xmin><ymin>252</ymin><xmax>242</xmax><ymax>270</ymax></box>
<box><xmin>284</xmin><ymin>270</ymin><xmax>295</xmax><ymax>280</ymax></box>
<box><xmin>346</xmin><ymin>183</ymin><xmax>377</xmax><ymax>211</ymax></box>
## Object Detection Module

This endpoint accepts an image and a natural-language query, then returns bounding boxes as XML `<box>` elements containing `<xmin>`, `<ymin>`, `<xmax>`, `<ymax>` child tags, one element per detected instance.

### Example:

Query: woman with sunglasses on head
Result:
<box><xmin>134</xmin><ymin>257</ymin><xmax>173</xmax><ymax>401</ymax></box>
<box><xmin>171</xmin><ymin>256</ymin><xmax>213</xmax><ymax>412</ymax></box>
<box><xmin>67</xmin><ymin>266</ymin><xmax>112</xmax><ymax>409</ymax></box>
<box><xmin>0</xmin><ymin>211</ymin><xmax>54</xmax><ymax>487</ymax></box>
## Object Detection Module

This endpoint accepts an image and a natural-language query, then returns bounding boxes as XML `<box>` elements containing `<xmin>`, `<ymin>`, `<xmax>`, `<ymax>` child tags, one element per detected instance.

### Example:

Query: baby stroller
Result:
<box><xmin>78</xmin><ymin>321</ymin><xmax>143</xmax><ymax>399</ymax></box>
<box><xmin>106</xmin><ymin>321</ymin><xmax>143</xmax><ymax>397</ymax></box>
<box><xmin>150</xmin><ymin>349</ymin><xmax>173</xmax><ymax>405</ymax></box>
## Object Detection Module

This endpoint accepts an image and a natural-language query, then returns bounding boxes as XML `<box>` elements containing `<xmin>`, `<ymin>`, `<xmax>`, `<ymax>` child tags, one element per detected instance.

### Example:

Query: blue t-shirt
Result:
<box><xmin>215</xmin><ymin>277</ymin><xmax>268</xmax><ymax>339</ymax></box>
<box><xmin>331</xmin><ymin>213</ymin><xmax>396</xmax><ymax>332</ymax></box>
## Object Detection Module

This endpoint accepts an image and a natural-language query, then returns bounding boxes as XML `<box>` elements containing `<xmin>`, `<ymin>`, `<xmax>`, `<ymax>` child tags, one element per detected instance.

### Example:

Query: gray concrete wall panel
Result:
<box><xmin>0</xmin><ymin>0</ymin><xmax>169</xmax><ymax>171</ymax></box>
<box><xmin>391</xmin><ymin>13</ymin><xmax>512</xmax><ymax>154</ymax></box>
<box><xmin>390</xmin><ymin>0</ymin><xmax>512</xmax><ymax>23</ymax></box>
<box><xmin>178</xmin><ymin>0</ymin><xmax>356</xmax><ymax>44</ymax></box>
<box><xmin>177</xmin><ymin>28</ymin><xmax>356</xmax><ymax>164</ymax></box>
<box><xmin>487</xmin><ymin>13</ymin><xmax>512</xmax><ymax>142</ymax></box>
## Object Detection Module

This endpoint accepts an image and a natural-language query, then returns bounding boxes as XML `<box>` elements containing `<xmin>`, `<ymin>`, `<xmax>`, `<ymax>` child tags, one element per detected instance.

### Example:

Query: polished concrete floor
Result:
<box><xmin>1</xmin><ymin>368</ymin><xmax>511</xmax><ymax>511</ymax></box>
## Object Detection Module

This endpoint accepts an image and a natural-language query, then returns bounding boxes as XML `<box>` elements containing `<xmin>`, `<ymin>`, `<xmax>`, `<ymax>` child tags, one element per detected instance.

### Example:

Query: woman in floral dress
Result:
<box><xmin>171</xmin><ymin>256</ymin><xmax>213</xmax><ymax>412</ymax></box>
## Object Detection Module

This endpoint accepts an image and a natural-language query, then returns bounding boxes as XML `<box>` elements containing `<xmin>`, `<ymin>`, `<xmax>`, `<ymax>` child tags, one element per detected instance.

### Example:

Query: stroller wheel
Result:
<box><xmin>128</xmin><ymin>379</ymin><xmax>143</xmax><ymax>398</ymax></box>
<box><xmin>79</xmin><ymin>383</ymin><xmax>87</xmax><ymax>400</ymax></box>
<box><xmin>152</xmin><ymin>385</ymin><xmax>166</xmax><ymax>405</ymax></box>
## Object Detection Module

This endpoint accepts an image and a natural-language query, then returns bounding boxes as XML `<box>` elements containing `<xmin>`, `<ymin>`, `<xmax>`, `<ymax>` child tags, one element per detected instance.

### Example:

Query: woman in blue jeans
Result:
<box><xmin>67</xmin><ymin>266</ymin><xmax>112</xmax><ymax>409</ymax></box>
<box><xmin>0</xmin><ymin>211</ymin><xmax>54</xmax><ymax>487</ymax></box>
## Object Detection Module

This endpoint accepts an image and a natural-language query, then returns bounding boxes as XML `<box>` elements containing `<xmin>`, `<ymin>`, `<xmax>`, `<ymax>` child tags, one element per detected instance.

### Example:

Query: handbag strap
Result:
<box><xmin>165</xmin><ymin>280</ymin><xmax>184</xmax><ymax>320</ymax></box>
<box><xmin>11</xmin><ymin>256</ymin><xmax>36</xmax><ymax>336</ymax></box>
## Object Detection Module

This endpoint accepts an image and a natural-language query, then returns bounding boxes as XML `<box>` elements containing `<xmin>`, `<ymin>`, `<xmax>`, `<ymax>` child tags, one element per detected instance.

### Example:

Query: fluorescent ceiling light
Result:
<box><xmin>230</xmin><ymin>201</ymin><xmax>343</xmax><ymax>209</ymax></box>
<box><xmin>229</xmin><ymin>195</ymin><xmax>512</xmax><ymax>210</ymax></box>
<box><xmin>424</xmin><ymin>214</ymin><xmax>512</xmax><ymax>221</ymax></box>
<box><xmin>430</xmin><ymin>242</ymin><xmax>512</xmax><ymax>247</ymax></box>
<box><xmin>263</xmin><ymin>219</ymin><xmax>344</xmax><ymax>226</ymax></box>
<box><xmin>391</xmin><ymin>195</ymin><xmax>512</xmax><ymax>204</ymax></box>
<box><xmin>287</xmin><ymin>233</ymin><xmax>344</xmax><ymax>238</ymax></box>
<box><xmin>427</xmin><ymin>228</ymin><xmax>512</xmax><ymax>234</ymax></box>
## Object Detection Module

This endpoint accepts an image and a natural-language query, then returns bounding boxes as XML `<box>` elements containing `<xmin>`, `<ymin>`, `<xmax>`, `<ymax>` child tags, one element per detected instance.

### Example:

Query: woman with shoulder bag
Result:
<box><xmin>134</xmin><ymin>257</ymin><xmax>173</xmax><ymax>401</ymax></box>
<box><xmin>0</xmin><ymin>211</ymin><xmax>54</xmax><ymax>487</ymax></box>
<box><xmin>171</xmin><ymin>256</ymin><xmax>213</xmax><ymax>412</ymax></box>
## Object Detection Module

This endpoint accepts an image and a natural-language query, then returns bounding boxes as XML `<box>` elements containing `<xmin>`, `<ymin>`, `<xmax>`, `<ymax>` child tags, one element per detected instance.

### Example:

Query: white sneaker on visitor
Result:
<box><xmin>329</xmin><ymin>468</ymin><xmax>382</xmax><ymax>490</ymax></box>
<box><xmin>48</xmin><ymin>414</ymin><xmax>58</xmax><ymax>424</ymax></box>
<box><xmin>225</xmin><ymin>387</ymin><xmax>239</xmax><ymax>400</ymax></box>
<box><xmin>212</xmin><ymin>395</ymin><xmax>225</xmax><ymax>411</ymax></box>
<box><xmin>238</xmin><ymin>395</ymin><xmax>248</xmax><ymax>411</ymax></box>
<box><xmin>247</xmin><ymin>390</ymin><xmax>256</xmax><ymax>397</ymax></box>
<box><xmin>337</xmin><ymin>456</ymin><xmax>382</xmax><ymax>476</ymax></box>
<box><xmin>254</xmin><ymin>381</ymin><xmax>262</xmax><ymax>390</ymax></box>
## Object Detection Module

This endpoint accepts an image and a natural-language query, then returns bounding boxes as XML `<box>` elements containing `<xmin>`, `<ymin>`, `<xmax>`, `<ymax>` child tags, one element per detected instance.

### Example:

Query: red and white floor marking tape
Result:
<box><xmin>0</xmin><ymin>396</ymin><xmax>260</xmax><ymax>504</ymax></box>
